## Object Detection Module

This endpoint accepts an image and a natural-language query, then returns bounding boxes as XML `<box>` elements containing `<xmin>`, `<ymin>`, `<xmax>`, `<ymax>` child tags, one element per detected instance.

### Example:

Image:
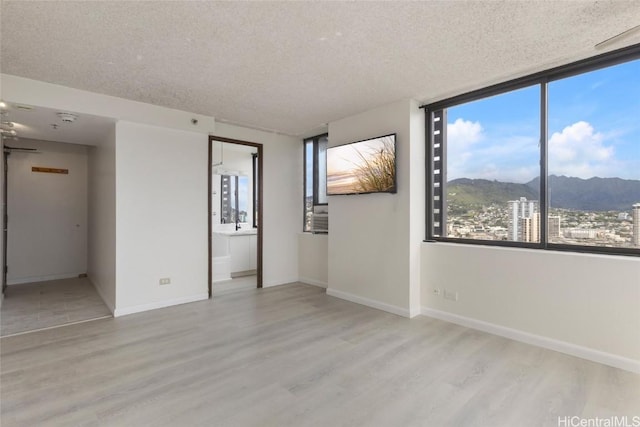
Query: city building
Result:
<box><xmin>507</xmin><ymin>197</ymin><xmax>539</xmax><ymax>242</ymax></box>
<box><xmin>565</xmin><ymin>228</ymin><xmax>598</xmax><ymax>239</ymax></box>
<box><xmin>548</xmin><ymin>215</ymin><xmax>561</xmax><ymax>239</ymax></box>
<box><xmin>633</xmin><ymin>203</ymin><xmax>640</xmax><ymax>246</ymax></box>
<box><xmin>520</xmin><ymin>212</ymin><xmax>540</xmax><ymax>243</ymax></box>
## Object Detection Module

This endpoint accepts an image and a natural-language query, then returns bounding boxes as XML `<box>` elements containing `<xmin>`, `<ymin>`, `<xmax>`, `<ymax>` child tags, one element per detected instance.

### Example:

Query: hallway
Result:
<box><xmin>1</xmin><ymin>277</ymin><xmax>111</xmax><ymax>337</ymax></box>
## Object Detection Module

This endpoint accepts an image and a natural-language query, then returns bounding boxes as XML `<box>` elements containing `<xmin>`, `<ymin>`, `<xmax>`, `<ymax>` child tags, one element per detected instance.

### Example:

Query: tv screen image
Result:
<box><xmin>326</xmin><ymin>134</ymin><xmax>396</xmax><ymax>196</ymax></box>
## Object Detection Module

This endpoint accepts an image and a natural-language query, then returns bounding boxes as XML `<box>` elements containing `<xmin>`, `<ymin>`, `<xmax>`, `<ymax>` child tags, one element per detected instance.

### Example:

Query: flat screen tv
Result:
<box><xmin>326</xmin><ymin>133</ymin><xmax>396</xmax><ymax>196</ymax></box>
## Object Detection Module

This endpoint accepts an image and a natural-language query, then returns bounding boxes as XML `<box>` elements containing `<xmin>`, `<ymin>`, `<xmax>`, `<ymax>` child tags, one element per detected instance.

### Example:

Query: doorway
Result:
<box><xmin>208</xmin><ymin>136</ymin><xmax>263</xmax><ymax>297</ymax></box>
<box><xmin>1</xmin><ymin>138</ymin><xmax>111</xmax><ymax>336</ymax></box>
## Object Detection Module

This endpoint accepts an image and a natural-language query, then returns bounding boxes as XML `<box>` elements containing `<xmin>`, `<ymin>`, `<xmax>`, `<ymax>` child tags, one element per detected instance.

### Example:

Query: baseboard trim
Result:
<box><xmin>326</xmin><ymin>288</ymin><xmax>410</xmax><ymax>318</ymax></box>
<box><xmin>114</xmin><ymin>293</ymin><xmax>209</xmax><ymax>317</ymax></box>
<box><xmin>421</xmin><ymin>307</ymin><xmax>640</xmax><ymax>374</ymax></box>
<box><xmin>263</xmin><ymin>277</ymin><xmax>299</xmax><ymax>288</ymax></box>
<box><xmin>409</xmin><ymin>306</ymin><xmax>421</xmax><ymax>319</ymax></box>
<box><xmin>298</xmin><ymin>277</ymin><xmax>327</xmax><ymax>289</ymax></box>
<box><xmin>7</xmin><ymin>272</ymin><xmax>85</xmax><ymax>285</ymax></box>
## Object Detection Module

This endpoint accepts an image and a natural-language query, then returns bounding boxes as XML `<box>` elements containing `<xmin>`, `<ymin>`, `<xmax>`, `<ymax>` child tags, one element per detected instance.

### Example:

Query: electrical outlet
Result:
<box><xmin>443</xmin><ymin>289</ymin><xmax>458</xmax><ymax>301</ymax></box>
<box><xmin>433</xmin><ymin>288</ymin><xmax>440</xmax><ymax>296</ymax></box>
<box><xmin>159</xmin><ymin>277</ymin><xmax>171</xmax><ymax>285</ymax></box>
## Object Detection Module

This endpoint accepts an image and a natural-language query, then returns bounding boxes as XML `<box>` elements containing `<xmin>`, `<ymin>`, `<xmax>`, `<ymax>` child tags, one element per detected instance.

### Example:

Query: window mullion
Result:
<box><xmin>540</xmin><ymin>81</ymin><xmax>548</xmax><ymax>248</ymax></box>
<box><xmin>429</xmin><ymin>109</ymin><xmax>446</xmax><ymax>238</ymax></box>
<box><xmin>313</xmin><ymin>137</ymin><xmax>319</xmax><ymax>206</ymax></box>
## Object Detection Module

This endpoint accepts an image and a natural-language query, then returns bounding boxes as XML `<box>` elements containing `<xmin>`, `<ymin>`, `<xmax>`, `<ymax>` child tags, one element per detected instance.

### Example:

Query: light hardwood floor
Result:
<box><xmin>212</xmin><ymin>275</ymin><xmax>257</xmax><ymax>295</ymax></box>
<box><xmin>0</xmin><ymin>278</ymin><xmax>112</xmax><ymax>337</ymax></box>
<box><xmin>1</xmin><ymin>283</ymin><xmax>638</xmax><ymax>426</ymax></box>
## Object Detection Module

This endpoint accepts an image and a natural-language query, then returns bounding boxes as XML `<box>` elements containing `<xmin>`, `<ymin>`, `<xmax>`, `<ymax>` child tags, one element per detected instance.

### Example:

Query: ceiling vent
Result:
<box><xmin>57</xmin><ymin>112</ymin><xmax>77</xmax><ymax>123</ymax></box>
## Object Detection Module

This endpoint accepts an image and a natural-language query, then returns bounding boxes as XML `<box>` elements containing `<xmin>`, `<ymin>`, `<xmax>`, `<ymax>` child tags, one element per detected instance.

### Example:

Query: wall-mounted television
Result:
<box><xmin>327</xmin><ymin>133</ymin><xmax>396</xmax><ymax>196</ymax></box>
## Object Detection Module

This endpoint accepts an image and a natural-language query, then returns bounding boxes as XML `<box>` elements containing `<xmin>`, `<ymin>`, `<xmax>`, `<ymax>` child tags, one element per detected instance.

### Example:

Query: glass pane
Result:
<box><xmin>317</xmin><ymin>135</ymin><xmax>328</xmax><ymax>204</ymax></box>
<box><xmin>304</xmin><ymin>140</ymin><xmax>314</xmax><ymax>231</ymax></box>
<box><xmin>229</xmin><ymin>176</ymin><xmax>237</xmax><ymax>223</ymax></box>
<box><xmin>238</xmin><ymin>176</ymin><xmax>248</xmax><ymax>223</ymax></box>
<box><xmin>445</xmin><ymin>85</ymin><xmax>540</xmax><ymax>242</ymax></box>
<box><xmin>548</xmin><ymin>59</ymin><xmax>640</xmax><ymax>249</ymax></box>
<box><xmin>220</xmin><ymin>175</ymin><xmax>233</xmax><ymax>224</ymax></box>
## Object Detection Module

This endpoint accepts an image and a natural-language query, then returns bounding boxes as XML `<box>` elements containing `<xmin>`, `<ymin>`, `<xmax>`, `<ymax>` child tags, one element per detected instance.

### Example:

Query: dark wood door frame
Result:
<box><xmin>208</xmin><ymin>136</ymin><xmax>264</xmax><ymax>297</ymax></box>
<box><xmin>2</xmin><ymin>147</ymin><xmax>8</xmax><ymax>294</ymax></box>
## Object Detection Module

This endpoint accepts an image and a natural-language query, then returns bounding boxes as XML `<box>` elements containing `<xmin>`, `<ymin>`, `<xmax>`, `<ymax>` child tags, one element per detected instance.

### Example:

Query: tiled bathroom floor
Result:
<box><xmin>0</xmin><ymin>277</ymin><xmax>112</xmax><ymax>337</ymax></box>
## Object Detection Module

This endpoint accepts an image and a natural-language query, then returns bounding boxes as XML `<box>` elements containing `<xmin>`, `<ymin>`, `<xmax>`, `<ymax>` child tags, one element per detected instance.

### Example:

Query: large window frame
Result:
<box><xmin>303</xmin><ymin>133</ymin><xmax>328</xmax><ymax>232</ymax></box>
<box><xmin>424</xmin><ymin>43</ymin><xmax>640</xmax><ymax>257</ymax></box>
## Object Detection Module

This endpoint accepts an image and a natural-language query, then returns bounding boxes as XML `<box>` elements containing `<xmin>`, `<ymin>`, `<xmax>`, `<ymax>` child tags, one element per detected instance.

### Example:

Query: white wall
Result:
<box><xmin>114</xmin><ymin>121</ymin><xmax>209</xmax><ymax>315</ymax></box>
<box><xmin>327</xmin><ymin>99</ymin><xmax>424</xmax><ymax>317</ymax></box>
<box><xmin>2</xmin><ymin>75</ymin><xmax>303</xmax><ymax>314</ymax></box>
<box><xmin>298</xmin><ymin>233</ymin><xmax>328</xmax><ymax>288</ymax></box>
<box><xmin>6</xmin><ymin>138</ymin><xmax>88</xmax><ymax>284</ymax></box>
<box><xmin>408</xmin><ymin>101</ymin><xmax>425</xmax><ymax>315</ymax></box>
<box><xmin>214</xmin><ymin>122</ymin><xmax>302</xmax><ymax>287</ymax></box>
<box><xmin>88</xmin><ymin>125</ymin><xmax>116</xmax><ymax>312</ymax></box>
<box><xmin>422</xmin><ymin>243</ymin><xmax>640</xmax><ymax>372</ymax></box>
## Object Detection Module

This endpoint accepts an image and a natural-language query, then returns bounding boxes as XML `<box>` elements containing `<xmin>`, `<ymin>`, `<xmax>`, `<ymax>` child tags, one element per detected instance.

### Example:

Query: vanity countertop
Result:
<box><xmin>214</xmin><ymin>228</ymin><xmax>257</xmax><ymax>236</ymax></box>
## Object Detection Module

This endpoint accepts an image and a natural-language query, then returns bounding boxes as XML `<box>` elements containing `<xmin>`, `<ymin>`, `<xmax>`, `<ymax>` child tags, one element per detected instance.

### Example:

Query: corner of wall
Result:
<box><xmin>327</xmin><ymin>99</ymin><xmax>423</xmax><ymax>315</ymax></box>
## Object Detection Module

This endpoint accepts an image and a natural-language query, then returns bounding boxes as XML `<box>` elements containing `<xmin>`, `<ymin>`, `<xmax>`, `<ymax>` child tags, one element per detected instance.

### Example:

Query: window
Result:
<box><xmin>304</xmin><ymin>134</ymin><xmax>328</xmax><ymax>232</ymax></box>
<box><xmin>547</xmin><ymin>62</ymin><xmax>640</xmax><ymax>249</ymax></box>
<box><xmin>220</xmin><ymin>175</ymin><xmax>249</xmax><ymax>224</ymax></box>
<box><xmin>425</xmin><ymin>45</ymin><xmax>640</xmax><ymax>256</ymax></box>
<box><xmin>439</xmin><ymin>86</ymin><xmax>541</xmax><ymax>242</ymax></box>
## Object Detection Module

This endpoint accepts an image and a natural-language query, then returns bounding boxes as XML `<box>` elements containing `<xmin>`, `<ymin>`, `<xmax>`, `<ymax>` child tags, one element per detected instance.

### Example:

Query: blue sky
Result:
<box><xmin>238</xmin><ymin>176</ymin><xmax>249</xmax><ymax>212</ymax></box>
<box><xmin>447</xmin><ymin>58</ymin><xmax>640</xmax><ymax>182</ymax></box>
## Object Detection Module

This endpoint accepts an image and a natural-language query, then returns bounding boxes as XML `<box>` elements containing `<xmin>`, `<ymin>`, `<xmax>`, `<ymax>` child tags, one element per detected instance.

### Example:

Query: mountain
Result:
<box><xmin>447</xmin><ymin>178</ymin><xmax>537</xmax><ymax>208</ymax></box>
<box><xmin>528</xmin><ymin>175</ymin><xmax>640</xmax><ymax>211</ymax></box>
<box><xmin>447</xmin><ymin>176</ymin><xmax>640</xmax><ymax>212</ymax></box>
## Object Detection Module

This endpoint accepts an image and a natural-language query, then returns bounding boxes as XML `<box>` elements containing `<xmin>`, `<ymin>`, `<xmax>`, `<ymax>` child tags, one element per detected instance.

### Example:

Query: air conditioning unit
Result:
<box><xmin>311</xmin><ymin>213</ymin><xmax>328</xmax><ymax>234</ymax></box>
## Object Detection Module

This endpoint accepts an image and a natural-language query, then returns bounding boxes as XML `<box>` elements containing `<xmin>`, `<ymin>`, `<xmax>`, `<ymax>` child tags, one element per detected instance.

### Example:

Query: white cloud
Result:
<box><xmin>446</xmin><ymin>118</ymin><xmax>630</xmax><ymax>182</ymax></box>
<box><xmin>548</xmin><ymin>121</ymin><xmax>616</xmax><ymax>178</ymax></box>
<box><xmin>446</xmin><ymin>119</ymin><xmax>484</xmax><ymax>180</ymax></box>
<box><xmin>447</xmin><ymin>118</ymin><xmax>540</xmax><ymax>182</ymax></box>
<box><xmin>447</xmin><ymin>118</ymin><xmax>483</xmax><ymax>149</ymax></box>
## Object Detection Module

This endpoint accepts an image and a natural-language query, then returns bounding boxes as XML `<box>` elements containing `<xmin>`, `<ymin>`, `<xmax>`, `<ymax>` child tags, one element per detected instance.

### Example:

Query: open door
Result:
<box><xmin>208</xmin><ymin>136</ymin><xmax>263</xmax><ymax>297</ymax></box>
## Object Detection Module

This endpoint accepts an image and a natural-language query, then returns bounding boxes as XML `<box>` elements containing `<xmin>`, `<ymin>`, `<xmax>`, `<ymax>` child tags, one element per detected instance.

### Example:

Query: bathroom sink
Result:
<box><xmin>214</xmin><ymin>229</ymin><xmax>257</xmax><ymax>236</ymax></box>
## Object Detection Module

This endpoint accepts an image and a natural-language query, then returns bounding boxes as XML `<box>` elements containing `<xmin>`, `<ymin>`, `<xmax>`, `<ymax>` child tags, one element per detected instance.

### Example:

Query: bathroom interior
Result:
<box><xmin>211</xmin><ymin>140</ymin><xmax>259</xmax><ymax>294</ymax></box>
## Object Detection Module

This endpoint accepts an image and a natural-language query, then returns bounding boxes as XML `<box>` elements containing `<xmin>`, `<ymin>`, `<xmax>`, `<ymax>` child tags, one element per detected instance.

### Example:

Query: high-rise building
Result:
<box><xmin>633</xmin><ymin>203</ymin><xmax>640</xmax><ymax>247</ymax></box>
<box><xmin>508</xmin><ymin>197</ymin><xmax>538</xmax><ymax>242</ymax></box>
<box><xmin>520</xmin><ymin>212</ymin><xmax>541</xmax><ymax>243</ymax></box>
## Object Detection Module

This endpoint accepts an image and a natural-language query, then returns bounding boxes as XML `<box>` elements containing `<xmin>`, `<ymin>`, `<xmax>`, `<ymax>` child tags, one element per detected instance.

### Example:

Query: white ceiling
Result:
<box><xmin>1</xmin><ymin>103</ymin><xmax>115</xmax><ymax>146</ymax></box>
<box><xmin>2</xmin><ymin>1</ymin><xmax>640</xmax><ymax>138</ymax></box>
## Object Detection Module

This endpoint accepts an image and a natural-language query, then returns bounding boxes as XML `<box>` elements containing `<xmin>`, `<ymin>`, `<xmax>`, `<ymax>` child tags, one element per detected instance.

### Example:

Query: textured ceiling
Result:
<box><xmin>1</xmin><ymin>103</ymin><xmax>115</xmax><ymax>146</ymax></box>
<box><xmin>2</xmin><ymin>1</ymin><xmax>640</xmax><ymax>136</ymax></box>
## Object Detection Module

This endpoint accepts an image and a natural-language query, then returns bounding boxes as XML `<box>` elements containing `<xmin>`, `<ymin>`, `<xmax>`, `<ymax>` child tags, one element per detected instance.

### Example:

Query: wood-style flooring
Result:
<box><xmin>1</xmin><ymin>283</ymin><xmax>638</xmax><ymax>426</ymax></box>
<box><xmin>0</xmin><ymin>278</ymin><xmax>112</xmax><ymax>337</ymax></box>
<box><xmin>213</xmin><ymin>274</ymin><xmax>257</xmax><ymax>295</ymax></box>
